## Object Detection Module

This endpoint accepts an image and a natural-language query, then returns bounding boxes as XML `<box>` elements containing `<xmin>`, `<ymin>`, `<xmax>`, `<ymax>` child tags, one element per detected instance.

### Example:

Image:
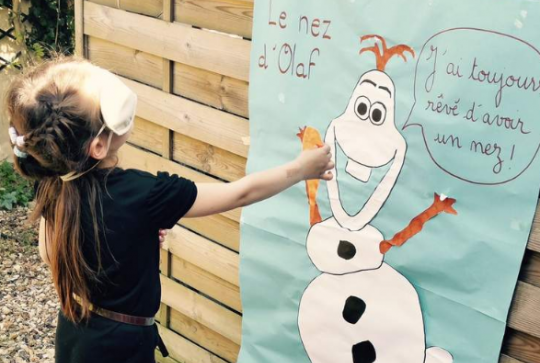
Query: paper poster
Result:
<box><xmin>239</xmin><ymin>1</ymin><xmax>540</xmax><ymax>362</ymax></box>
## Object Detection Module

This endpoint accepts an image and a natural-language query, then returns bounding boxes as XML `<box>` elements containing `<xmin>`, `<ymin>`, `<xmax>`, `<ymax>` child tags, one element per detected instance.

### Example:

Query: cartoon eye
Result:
<box><xmin>354</xmin><ymin>97</ymin><xmax>371</xmax><ymax>121</ymax></box>
<box><xmin>370</xmin><ymin>102</ymin><xmax>387</xmax><ymax>126</ymax></box>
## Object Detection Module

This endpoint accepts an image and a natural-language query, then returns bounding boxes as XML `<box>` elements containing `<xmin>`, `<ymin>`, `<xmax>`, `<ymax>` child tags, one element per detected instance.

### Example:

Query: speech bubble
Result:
<box><xmin>404</xmin><ymin>28</ymin><xmax>540</xmax><ymax>185</ymax></box>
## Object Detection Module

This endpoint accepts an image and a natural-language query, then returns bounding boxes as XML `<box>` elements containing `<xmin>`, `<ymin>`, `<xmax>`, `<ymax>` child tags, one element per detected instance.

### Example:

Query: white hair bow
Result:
<box><xmin>8</xmin><ymin>127</ymin><xmax>28</xmax><ymax>158</ymax></box>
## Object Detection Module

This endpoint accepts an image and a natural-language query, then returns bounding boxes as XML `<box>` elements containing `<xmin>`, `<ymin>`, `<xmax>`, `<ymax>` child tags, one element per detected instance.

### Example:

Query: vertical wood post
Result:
<box><xmin>74</xmin><ymin>0</ymin><xmax>85</xmax><ymax>57</ymax></box>
<box><xmin>161</xmin><ymin>0</ymin><xmax>174</xmax><ymax>159</ymax></box>
<box><xmin>158</xmin><ymin>0</ymin><xmax>175</xmax><ymax>328</ymax></box>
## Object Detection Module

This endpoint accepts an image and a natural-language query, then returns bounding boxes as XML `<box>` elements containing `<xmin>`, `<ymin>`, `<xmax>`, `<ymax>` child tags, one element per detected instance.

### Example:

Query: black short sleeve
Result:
<box><xmin>145</xmin><ymin>172</ymin><xmax>198</xmax><ymax>229</ymax></box>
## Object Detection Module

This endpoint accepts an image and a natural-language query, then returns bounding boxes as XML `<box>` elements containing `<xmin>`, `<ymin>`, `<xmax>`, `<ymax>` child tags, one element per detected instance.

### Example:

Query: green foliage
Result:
<box><xmin>25</xmin><ymin>0</ymin><xmax>75</xmax><ymax>58</ymax></box>
<box><xmin>0</xmin><ymin>161</ymin><xmax>34</xmax><ymax>210</ymax></box>
<box><xmin>31</xmin><ymin>42</ymin><xmax>46</xmax><ymax>59</ymax></box>
<box><xmin>0</xmin><ymin>0</ymin><xmax>75</xmax><ymax>61</ymax></box>
<box><xmin>0</xmin><ymin>0</ymin><xmax>14</xmax><ymax>8</ymax></box>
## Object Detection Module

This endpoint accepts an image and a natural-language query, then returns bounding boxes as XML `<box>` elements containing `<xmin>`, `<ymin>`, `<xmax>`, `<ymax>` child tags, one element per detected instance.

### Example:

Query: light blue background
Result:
<box><xmin>239</xmin><ymin>1</ymin><xmax>540</xmax><ymax>362</ymax></box>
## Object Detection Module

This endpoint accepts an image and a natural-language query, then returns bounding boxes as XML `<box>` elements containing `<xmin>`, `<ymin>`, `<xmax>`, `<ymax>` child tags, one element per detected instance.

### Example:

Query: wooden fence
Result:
<box><xmin>74</xmin><ymin>1</ymin><xmax>540</xmax><ymax>362</ymax></box>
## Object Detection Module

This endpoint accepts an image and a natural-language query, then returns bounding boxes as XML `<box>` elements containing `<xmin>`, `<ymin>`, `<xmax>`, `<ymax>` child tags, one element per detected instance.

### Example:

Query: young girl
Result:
<box><xmin>4</xmin><ymin>55</ymin><xmax>333</xmax><ymax>363</ymax></box>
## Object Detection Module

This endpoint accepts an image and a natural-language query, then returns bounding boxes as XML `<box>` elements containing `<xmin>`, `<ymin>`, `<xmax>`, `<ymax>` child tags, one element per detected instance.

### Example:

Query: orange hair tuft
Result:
<box><xmin>359</xmin><ymin>34</ymin><xmax>415</xmax><ymax>71</ymax></box>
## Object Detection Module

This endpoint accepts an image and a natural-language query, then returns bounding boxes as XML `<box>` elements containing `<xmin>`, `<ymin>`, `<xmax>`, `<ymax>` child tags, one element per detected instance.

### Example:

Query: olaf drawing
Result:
<box><xmin>297</xmin><ymin>35</ymin><xmax>457</xmax><ymax>363</ymax></box>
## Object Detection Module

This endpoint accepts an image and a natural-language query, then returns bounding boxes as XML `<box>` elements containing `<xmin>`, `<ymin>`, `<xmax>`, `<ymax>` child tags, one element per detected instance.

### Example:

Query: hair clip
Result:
<box><xmin>8</xmin><ymin>126</ymin><xmax>28</xmax><ymax>158</ymax></box>
<box><xmin>13</xmin><ymin>146</ymin><xmax>28</xmax><ymax>158</ymax></box>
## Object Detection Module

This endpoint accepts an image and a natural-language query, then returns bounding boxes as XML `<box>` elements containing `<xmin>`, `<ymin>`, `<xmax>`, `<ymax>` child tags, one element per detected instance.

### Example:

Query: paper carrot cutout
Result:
<box><xmin>359</xmin><ymin>34</ymin><xmax>415</xmax><ymax>72</ymax></box>
<box><xmin>297</xmin><ymin>126</ymin><xmax>324</xmax><ymax>226</ymax></box>
<box><xmin>379</xmin><ymin>193</ymin><xmax>457</xmax><ymax>254</ymax></box>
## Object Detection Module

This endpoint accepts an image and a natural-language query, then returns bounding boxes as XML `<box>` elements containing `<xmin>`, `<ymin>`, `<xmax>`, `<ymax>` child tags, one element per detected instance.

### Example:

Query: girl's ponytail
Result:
<box><xmin>35</xmin><ymin>177</ymin><xmax>96</xmax><ymax>322</ymax></box>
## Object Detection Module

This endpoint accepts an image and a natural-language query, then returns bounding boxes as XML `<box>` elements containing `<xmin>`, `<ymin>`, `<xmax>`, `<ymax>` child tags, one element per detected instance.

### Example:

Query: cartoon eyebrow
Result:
<box><xmin>361</xmin><ymin>79</ymin><xmax>377</xmax><ymax>87</ymax></box>
<box><xmin>379</xmin><ymin>86</ymin><xmax>392</xmax><ymax>97</ymax></box>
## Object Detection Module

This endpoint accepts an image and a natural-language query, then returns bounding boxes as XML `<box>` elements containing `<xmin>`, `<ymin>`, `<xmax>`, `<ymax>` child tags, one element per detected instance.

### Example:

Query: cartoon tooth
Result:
<box><xmin>298</xmin><ymin>35</ymin><xmax>454</xmax><ymax>363</ymax></box>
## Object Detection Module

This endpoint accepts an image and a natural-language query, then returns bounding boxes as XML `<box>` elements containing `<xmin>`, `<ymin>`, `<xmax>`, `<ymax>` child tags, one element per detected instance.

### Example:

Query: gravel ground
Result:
<box><xmin>0</xmin><ymin>207</ymin><xmax>58</xmax><ymax>363</ymax></box>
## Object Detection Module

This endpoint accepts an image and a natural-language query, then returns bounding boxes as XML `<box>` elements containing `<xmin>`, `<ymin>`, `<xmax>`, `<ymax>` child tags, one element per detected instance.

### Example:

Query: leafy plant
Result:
<box><xmin>0</xmin><ymin>0</ymin><xmax>14</xmax><ymax>8</ymax></box>
<box><xmin>0</xmin><ymin>161</ymin><xmax>34</xmax><ymax>210</ymax></box>
<box><xmin>25</xmin><ymin>0</ymin><xmax>75</xmax><ymax>59</ymax></box>
<box><xmin>0</xmin><ymin>191</ymin><xmax>18</xmax><ymax>209</ymax></box>
<box><xmin>0</xmin><ymin>0</ymin><xmax>75</xmax><ymax>63</ymax></box>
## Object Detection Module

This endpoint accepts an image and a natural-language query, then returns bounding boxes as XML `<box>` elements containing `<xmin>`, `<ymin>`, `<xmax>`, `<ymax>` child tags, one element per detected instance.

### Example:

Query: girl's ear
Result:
<box><xmin>88</xmin><ymin>133</ymin><xmax>110</xmax><ymax>160</ymax></box>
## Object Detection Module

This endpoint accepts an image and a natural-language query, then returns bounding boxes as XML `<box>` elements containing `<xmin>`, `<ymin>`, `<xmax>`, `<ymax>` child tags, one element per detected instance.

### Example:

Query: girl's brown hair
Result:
<box><xmin>5</xmin><ymin>55</ymin><xmax>113</xmax><ymax>323</ymax></box>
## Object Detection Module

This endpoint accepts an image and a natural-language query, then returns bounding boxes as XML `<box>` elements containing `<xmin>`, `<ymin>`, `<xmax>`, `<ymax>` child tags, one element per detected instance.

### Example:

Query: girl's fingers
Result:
<box><xmin>320</xmin><ymin>171</ymin><xmax>334</xmax><ymax>181</ymax></box>
<box><xmin>323</xmin><ymin>143</ymin><xmax>331</xmax><ymax>154</ymax></box>
<box><xmin>159</xmin><ymin>229</ymin><xmax>170</xmax><ymax>247</ymax></box>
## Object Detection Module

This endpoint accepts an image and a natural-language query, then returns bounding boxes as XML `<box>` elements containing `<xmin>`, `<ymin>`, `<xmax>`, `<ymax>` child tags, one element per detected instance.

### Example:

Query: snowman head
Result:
<box><xmin>333</xmin><ymin>70</ymin><xmax>405</xmax><ymax>169</ymax></box>
<box><xmin>324</xmin><ymin>70</ymin><xmax>407</xmax><ymax>233</ymax></box>
<box><xmin>331</xmin><ymin>34</ymin><xmax>415</xmax><ymax>172</ymax></box>
<box><xmin>322</xmin><ymin>36</ymin><xmax>415</xmax><ymax>233</ymax></box>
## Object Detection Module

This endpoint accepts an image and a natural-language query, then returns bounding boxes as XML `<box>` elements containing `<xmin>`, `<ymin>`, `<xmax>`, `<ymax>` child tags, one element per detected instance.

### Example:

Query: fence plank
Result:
<box><xmin>171</xmin><ymin>256</ymin><xmax>242</xmax><ymax>312</ymax></box>
<box><xmin>158</xmin><ymin>248</ymin><xmax>170</xmax><ymax>325</ymax></box>
<box><xmin>503</xmin><ymin>329</ymin><xmax>540</xmax><ymax>363</ymax></box>
<box><xmin>166</xmin><ymin>226</ymin><xmax>240</xmax><ymax>287</ymax></box>
<box><xmin>75</xmin><ymin>0</ymin><xmax>85</xmax><ymax>57</ymax></box>
<box><xmin>131</xmin><ymin>117</ymin><xmax>166</xmax><ymax>155</ymax></box>
<box><xmin>157</xmin><ymin>323</ymin><xmax>228</xmax><ymax>363</ymax></box>
<box><xmin>86</xmin><ymin>37</ymin><xmax>249</xmax><ymax>117</ymax></box>
<box><xmin>529</xmin><ymin>210</ymin><xmax>540</xmax><ymax>253</ymax></box>
<box><xmin>87</xmin><ymin>34</ymin><xmax>249</xmax><ymax>117</ymax></box>
<box><xmin>155</xmin><ymin>350</ymin><xmax>179</xmax><ymax>363</ymax></box>
<box><xmin>120</xmin><ymin>143</ymin><xmax>215</xmax><ymax>183</ymax></box>
<box><xmin>160</xmin><ymin>276</ymin><xmax>242</xmax><ymax>345</ymax></box>
<box><xmin>173</xmin><ymin>62</ymin><xmax>249</xmax><ymax>118</ymax></box>
<box><xmin>175</xmin><ymin>0</ymin><xmax>253</xmax><ymax>39</ymax></box>
<box><xmin>161</xmin><ymin>0</ymin><xmax>174</xmax><ymax>170</ymax></box>
<box><xmin>169</xmin><ymin>308</ymin><xmax>240</xmax><ymax>362</ymax></box>
<box><xmin>121</xmin><ymin>76</ymin><xmax>249</xmax><ymax>158</ymax></box>
<box><xmin>508</xmin><ymin>282</ymin><xmax>540</xmax><ymax>339</ymax></box>
<box><xmin>499</xmin><ymin>355</ymin><xmax>525</xmax><ymax>363</ymax></box>
<box><xmin>87</xmin><ymin>36</ymin><xmax>163</xmax><ymax>88</ymax></box>
<box><xmin>118</xmin><ymin>144</ymin><xmax>241</xmax><ymax>223</ymax></box>
<box><xmin>519</xmin><ymin>251</ymin><xmax>540</xmax><ymax>289</ymax></box>
<box><xmin>88</xmin><ymin>0</ymin><xmax>163</xmax><ymax>18</ymax></box>
<box><xmin>163</xmin><ymin>0</ymin><xmax>174</xmax><ymax>22</ymax></box>
<box><xmin>84</xmin><ymin>1</ymin><xmax>251</xmax><ymax>81</ymax></box>
<box><xmin>173</xmin><ymin>133</ymin><xmax>246</xmax><ymax>182</ymax></box>
<box><xmin>180</xmin><ymin>215</ymin><xmax>240</xmax><ymax>252</ymax></box>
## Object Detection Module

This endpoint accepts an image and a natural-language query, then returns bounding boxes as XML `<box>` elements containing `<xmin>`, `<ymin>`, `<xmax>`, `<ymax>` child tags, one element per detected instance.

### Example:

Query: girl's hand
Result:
<box><xmin>296</xmin><ymin>144</ymin><xmax>334</xmax><ymax>181</ymax></box>
<box><xmin>159</xmin><ymin>229</ymin><xmax>168</xmax><ymax>248</ymax></box>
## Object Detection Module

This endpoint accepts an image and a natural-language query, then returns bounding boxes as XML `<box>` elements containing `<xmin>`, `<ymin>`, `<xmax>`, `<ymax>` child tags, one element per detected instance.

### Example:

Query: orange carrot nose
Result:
<box><xmin>298</xmin><ymin>126</ymin><xmax>324</xmax><ymax>226</ymax></box>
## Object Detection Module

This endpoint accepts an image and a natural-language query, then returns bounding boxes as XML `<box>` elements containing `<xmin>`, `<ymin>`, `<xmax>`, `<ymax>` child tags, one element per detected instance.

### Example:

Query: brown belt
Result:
<box><xmin>72</xmin><ymin>295</ymin><xmax>169</xmax><ymax>357</ymax></box>
<box><xmin>90</xmin><ymin>305</ymin><xmax>155</xmax><ymax>326</ymax></box>
<box><xmin>73</xmin><ymin>294</ymin><xmax>155</xmax><ymax>326</ymax></box>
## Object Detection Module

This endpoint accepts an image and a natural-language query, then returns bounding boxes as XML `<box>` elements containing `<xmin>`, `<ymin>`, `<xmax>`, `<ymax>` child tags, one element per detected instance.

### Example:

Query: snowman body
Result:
<box><xmin>297</xmin><ymin>69</ymin><xmax>453</xmax><ymax>363</ymax></box>
<box><xmin>298</xmin><ymin>217</ymin><xmax>427</xmax><ymax>363</ymax></box>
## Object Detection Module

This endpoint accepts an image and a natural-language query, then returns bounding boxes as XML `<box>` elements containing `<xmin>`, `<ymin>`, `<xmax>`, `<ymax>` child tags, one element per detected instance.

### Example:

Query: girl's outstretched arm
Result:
<box><xmin>184</xmin><ymin>145</ymin><xmax>334</xmax><ymax>218</ymax></box>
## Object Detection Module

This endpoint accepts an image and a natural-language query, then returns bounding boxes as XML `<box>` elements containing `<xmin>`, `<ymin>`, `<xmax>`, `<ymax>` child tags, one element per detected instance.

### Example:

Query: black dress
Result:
<box><xmin>50</xmin><ymin>168</ymin><xmax>198</xmax><ymax>363</ymax></box>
